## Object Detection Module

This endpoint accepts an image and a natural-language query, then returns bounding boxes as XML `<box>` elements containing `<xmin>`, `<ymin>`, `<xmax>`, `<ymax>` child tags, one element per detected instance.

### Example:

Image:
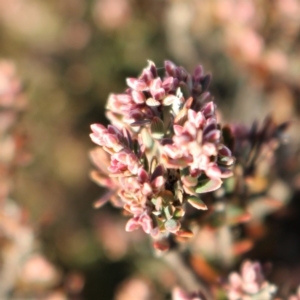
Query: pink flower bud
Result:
<box><xmin>193</xmin><ymin>65</ymin><xmax>204</xmax><ymax>82</ymax></box>
<box><xmin>164</xmin><ymin>60</ymin><xmax>177</xmax><ymax>76</ymax></box>
<box><xmin>126</xmin><ymin>78</ymin><xmax>148</xmax><ymax>91</ymax></box>
<box><xmin>202</xmin><ymin>101</ymin><xmax>215</xmax><ymax>118</ymax></box>
<box><xmin>131</xmin><ymin>90</ymin><xmax>146</xmax><ymax>104</ymax></box>
<box><xmin>125</xmin><ymin>217</ymin><xmax>140</xmax><ymax>232</ymax></box>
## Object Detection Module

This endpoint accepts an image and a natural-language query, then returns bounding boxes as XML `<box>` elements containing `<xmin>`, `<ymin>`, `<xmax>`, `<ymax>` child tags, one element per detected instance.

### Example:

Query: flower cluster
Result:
<box><xmin>106</xmin><ymin>60</ymin><xmax>210</xmax><ymax>128</ymax></box>
<box><xmin>90</xmin><ymin>60</ymin><xmax>234</xmax><ymax>240</ymax></box>
<box><xmin>225</xmin><ymin>260</ymin><xmax>277</xmax><ymax>300</ymax></box>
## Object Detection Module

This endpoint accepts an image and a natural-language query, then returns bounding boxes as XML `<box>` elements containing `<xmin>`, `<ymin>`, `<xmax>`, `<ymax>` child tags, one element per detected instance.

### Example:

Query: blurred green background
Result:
<box><xmin>1</xmin><ymin>0</ymin><xmax>300</xmax><ymax>299</ymax></box>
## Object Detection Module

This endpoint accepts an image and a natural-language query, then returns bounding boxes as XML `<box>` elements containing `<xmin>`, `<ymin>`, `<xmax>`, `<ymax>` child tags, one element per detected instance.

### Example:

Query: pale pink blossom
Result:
<box><xmin>226</xmin><ymin>260</ymin><xmax>277</xmax><ymax>300</ymax></box>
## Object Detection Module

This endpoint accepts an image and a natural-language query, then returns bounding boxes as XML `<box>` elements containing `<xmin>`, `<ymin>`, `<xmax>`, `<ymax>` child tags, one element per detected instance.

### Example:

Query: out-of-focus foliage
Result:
<box><xmin>0</xmin><ymin>0</ymin><xmax>300</xmax><ymax>299</ymax></box>
<box><xmin>0</xmin><ymin>60</ymin><xmax>84</xmax><ymax>299</ymax></box>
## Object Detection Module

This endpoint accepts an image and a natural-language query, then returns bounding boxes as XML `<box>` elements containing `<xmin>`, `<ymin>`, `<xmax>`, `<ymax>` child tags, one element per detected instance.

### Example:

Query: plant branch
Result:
<box><xmin>162</xmin><ymin>249</ymin><xmax>213</xmax><ymax>300</ymax></box>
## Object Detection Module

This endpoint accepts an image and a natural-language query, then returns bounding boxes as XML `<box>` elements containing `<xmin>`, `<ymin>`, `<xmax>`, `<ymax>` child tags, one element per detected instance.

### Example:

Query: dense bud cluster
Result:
<box><xmin>90</xmin><ymin>60</ymin><xmax>234</xmax><ymax>239</ymax></box>
<box><xmin>225</xmin><ymin>260</ymin><xmax>277</xmax><ymax>300</ymax></box>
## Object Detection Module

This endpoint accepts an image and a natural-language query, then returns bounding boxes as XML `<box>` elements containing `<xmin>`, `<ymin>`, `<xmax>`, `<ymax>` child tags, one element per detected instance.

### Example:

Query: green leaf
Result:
<box><xmin>187</xmin><ymin>196</ymin><xmax>207</xmax><ymax>210</ymax></box>
<box><xmin>180</xmin><ymin>167</ymin><xmax>190</xmax><ymax>177</ymax></box>
<box><xmin>132</xmin><ymin>140</ymin><xmax>139</xmax><ymax>157</ymax></box>
<box><xmin>140</xmin><ymin>152</ymin><xmax>149</xmax><ymax>172</ymax></box>
<box><xmin>130</xmin><ymin>119</ymin><xmax>151</xmax><ymax>126</ymax></box>
<box><xmin>150</xmin><ymin>117</ymin><xmax>165</xmax><ymax>139</ymax></box>
<box><xmin>154</xmin><ymin>216</ymin><xmax>165</xmax><ymax>230</ymax></box>
<box><xmin>151</xmin><ymin>198</ymin><xmax>157</xmax><ymax>205</ymax></box>
<box><xmin>223</xmin><ymin>176</ymin><xmax>235</xmax><ymax>193</ymax></box>
<box><xmin>141</xmin><ymin>128</ymin><xmax>154</xmax><ymax>149</ymax></box>
<box><xmin>173</xmin><ymin>207</ymin><xmax>185</xmax><ymax>219</ymax></box>
<box><xmin>179</xmin><ymin>82</ymin><xmax>191</xmax><ymax>99</ymax></box>
<box><xmin>218</xmin><ymin>155</ymin><xmax>235</xmax><ymax>166</ymax></box>
<box><xmin>222</xmin><ymin>126</ymin><xmax>235</xmax><ymax>151</ymax></box>
<box><xmin>164</xmin><ymin>219</ymin><xmax>181</xmax><ymax>233</ymax></box>
<box><xmin>163</xmin><ymin>204</ymin><xmax>174</xmax><ymax>220</ymax></box>
<box><xmin>195</xmin><ymin>178</ymin><xmax>222</xmax><ymax>193</ymax></box>
<box><xmin>181</xmin><ymin>175</ymin><xmax>198</xmax><ymax>187</ymax></box>
<box><xmin>201</xmin><ymin>74</ymin><xmax>211</xmax><ymax>91</ymax></box>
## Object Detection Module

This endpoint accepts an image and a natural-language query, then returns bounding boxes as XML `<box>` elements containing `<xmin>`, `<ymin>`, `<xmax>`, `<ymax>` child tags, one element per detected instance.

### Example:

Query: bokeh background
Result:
<box><xmin>1</xmin><ymin>0</ymin><xmax>300</xmax><ymax>299</ymax></box>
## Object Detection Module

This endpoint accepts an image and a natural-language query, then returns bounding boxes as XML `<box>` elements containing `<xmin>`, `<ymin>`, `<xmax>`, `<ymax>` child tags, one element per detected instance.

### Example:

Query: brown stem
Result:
<box><xmin>162</xmin><ymin>250</ymin><xmax>213</xmax><ymax>300</ymax></box>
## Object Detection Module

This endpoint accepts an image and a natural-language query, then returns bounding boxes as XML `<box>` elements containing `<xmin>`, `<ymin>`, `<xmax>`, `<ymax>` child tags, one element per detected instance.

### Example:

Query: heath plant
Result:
<box><xmin>90</xmin><ymin>60</ymin><xmax>296</xmax><ymax>300</ymax></box>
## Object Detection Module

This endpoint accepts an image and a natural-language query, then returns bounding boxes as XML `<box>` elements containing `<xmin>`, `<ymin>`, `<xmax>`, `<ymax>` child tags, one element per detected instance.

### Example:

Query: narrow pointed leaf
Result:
<box><xmin>193</xmin><ymin>65</ymin><xmax>204</xmax><ymax>81</ymax></box>
<box><xmin>218</xmin><ymin>155</ymin><xmax>235</xmax><ymax>166</ymax></box>
<box><xmin>141</xmin><ymin>128</ymin><xmax>154</xmax><ymax>149</ymax></box>
<box><xmin>174</xmin><ymin>107</ymin><xmax>188</xmax><ymax>126</ymax></box>
<box><xmin>153</xmin><ymin>239</ymin><xmax>170</xmax><ymax>252</ymax></box>
<box><xmin>200</xmin><ymin>74</ymin><xmax>211</xmax><ymax>91</ymax></box>
<box><xmin>173</xmin><ymin>207</ymin><xmax>185</xmax><ymax>219</ymax></box>
<box><xmin>93</xmin><ymin>190</ymin><xmax>115</xmax><ymax>208</ymax></box>
<box><xmin>222</xmin><ymin>126</ymin><xmax>235</xmax><ymax>151</ymax></box>
<box><xmin>130</xmin><ymin>119</ymin><xmax>151</xmax><ymax>127</ymax></box>
<box><xmin>150</xmin><ymin>117</ymin><xmax>165</xmax><ymax>139</ymax></box>
<box><xmin>140</xmin><ymin>152</ymin><xmax>149</xmax><ymax>172</ymax></box>
<box><xmin>195</xmin><ymin>178</ymin><xmax>222</xmax><ymax>193</ymax></box>
<box><xmin>232</xmin><ymin>239</ymin><xmax>253</xmax><ymax>256</ymax></box>
<box><xmin>181</xmin><ymin>175</ymin><xmax>198</xmax><ymax>187</ymax></box>
<box><xmin>187</xmin><ymin>196</ymin><xmax>207</xmax><ymax>210</ymax></box>
<box><xmin>179</xmin><ymin>82</ymin><xmax>191</xmax><ymax>99</ymax></box>
<box><xmin>164</xmin><ymin>204</ymin><xmax>174</xmax><ymax>220</ymax></box>
<box><xmin>176</xmin><ymin>228</ymin><xmax>194</xmax><ymax>238</ymax></box>
<box><xmin>182</xmin><ymin>184</ymin><xmax>196</xmax><ymax>196</ymax></box>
